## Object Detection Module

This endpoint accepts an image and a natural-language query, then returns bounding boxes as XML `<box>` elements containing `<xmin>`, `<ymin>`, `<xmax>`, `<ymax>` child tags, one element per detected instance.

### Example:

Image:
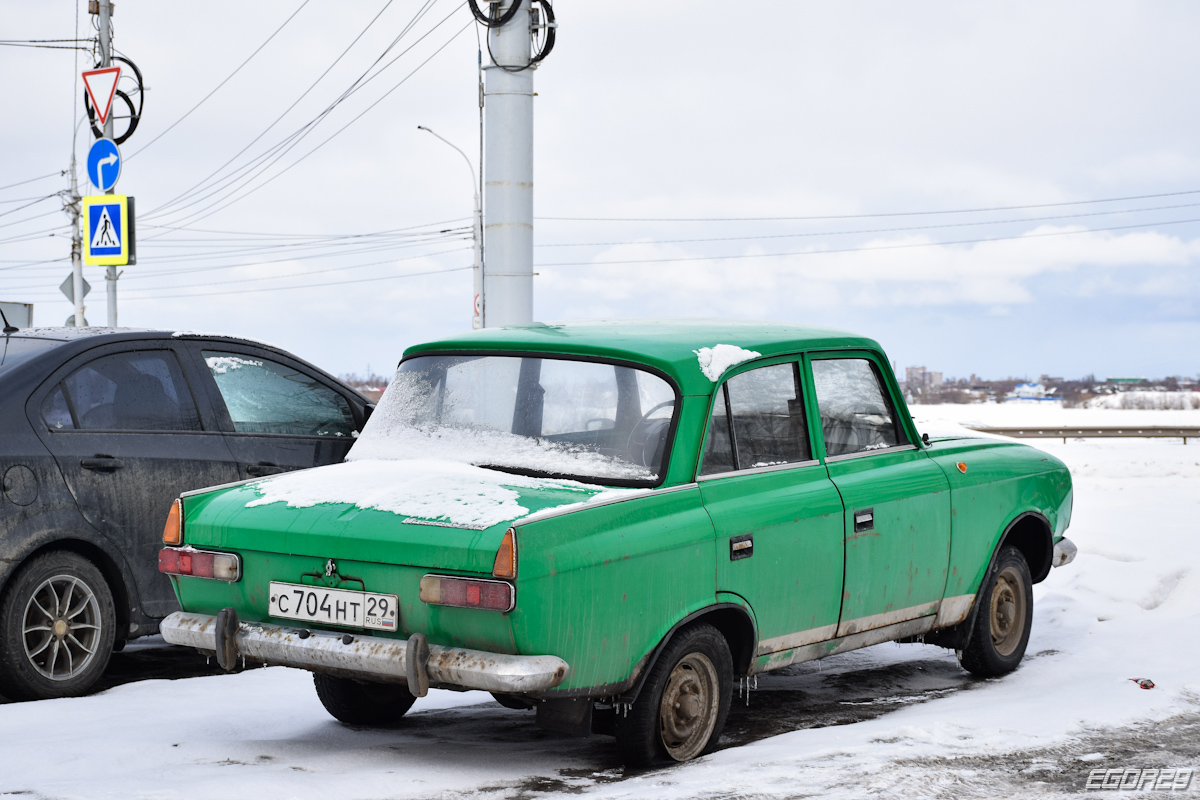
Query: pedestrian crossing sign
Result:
<box><xmin>83</xmin><ymin>195</ymin><xmax>134</xmax><ymax>266</ymax></box>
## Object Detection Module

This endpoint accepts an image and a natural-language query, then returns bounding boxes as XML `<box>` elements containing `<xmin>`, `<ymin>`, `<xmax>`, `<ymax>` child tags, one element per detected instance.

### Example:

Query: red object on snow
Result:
<box><xmin>1129</xmin><ymin>678</ymin><xmax>1155</xmax><ymax>690</ymax></box>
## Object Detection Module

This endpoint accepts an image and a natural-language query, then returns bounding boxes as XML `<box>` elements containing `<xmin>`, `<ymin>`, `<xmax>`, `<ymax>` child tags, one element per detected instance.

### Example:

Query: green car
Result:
<box><xmin>159</xmin><ymin>321</ymin><xmax>1075</xmax><ymax>764</ymax></box>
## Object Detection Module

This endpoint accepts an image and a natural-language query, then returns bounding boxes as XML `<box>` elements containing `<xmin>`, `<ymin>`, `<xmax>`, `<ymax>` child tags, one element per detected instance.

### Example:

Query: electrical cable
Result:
<box><xmin>124</xmin><ymin>1</ymin><xmax>312</xmax><ymax>160</ymax></box>
<box><xmin>145</xmin><ymin>21</ymin><xmax>472</xmax><ymax>230</ymax></box>
<box><xmin>468</xmin><ymin>0</ymin><xmax>523</xmax><ymax>28</ymax></box>
<box><xmin>533</xmin><ymin>201</ymin><xmax>1200</xmax><ymax>249</ymax></box>
<box><xmin>2</xmin><ymin>244</ymin><xmax>472</xmax><ymax>293</ymax></box>
<box><xmin>144</xmin><ymin>0</ymin><xmax>454</xmax><ymax>226</ymax></box>
<box><xmin>528</xmin><ymin>0</ymin><xmax>555</xmax><ymax>66</ymax></box>
<box><xmin>138</xmin><ymin>216</ymin><xmax>470</xmax><ymax>240</ymax></box>
<box><xmin>137</xmin><ymin>0</ymin><xmax>402</xmax><ymax>212</ymax></box>
<box><xmin>533</xmin><ymin>215</ymin><xmax>1200</xmax><ymax>270</ymax></box>
<box><xmin>117</xmin><ymin>264</ymin><xmax>472</xmax><ymax>300</ymax></box>
<box><xmin>0</xmin><ymin>195</ymin><xmax>58</xmax><ymax>219</ymax></box>
<box><xmin>0</xmin><ymin>208</ymin><xmax>65</xmax><ymax>231</ymax></box>
<box><xmin>0</xmin><ymin>172</ymin><xmax>65</xmax><ymax>193</ymax></box>
<box><xmin>537</xmin><ymin>187</ymin><xmax>1200</xmax><ymax>223</ymax></box>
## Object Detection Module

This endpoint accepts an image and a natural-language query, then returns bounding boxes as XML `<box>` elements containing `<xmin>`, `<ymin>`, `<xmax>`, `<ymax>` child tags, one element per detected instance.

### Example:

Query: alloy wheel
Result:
<box><xmin>22</xmin><ymin>574</ymin><xmax>103</xmax><ymax>681</ymax></box>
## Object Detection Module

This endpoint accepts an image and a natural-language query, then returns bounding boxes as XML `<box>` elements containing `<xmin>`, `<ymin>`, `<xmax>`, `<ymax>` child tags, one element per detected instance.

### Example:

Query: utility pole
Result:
<box><xmin>417</xmin><ymin>126</ymin><xmax>483</xmax><ymax>329</ymax></box>
<box><xmin>481</xmin><ymin>0</ymin><xmax>535</xmax><ymax>327</ymax></box>
<box><xmin>69</xmin><ymin>153</ymin><xmax>85</xmax><ymax>327</ymax></box>
<box><xmin>98</xmin><ymin>0</ymin><xmax>118</xmax><ymax>328</ymax></box>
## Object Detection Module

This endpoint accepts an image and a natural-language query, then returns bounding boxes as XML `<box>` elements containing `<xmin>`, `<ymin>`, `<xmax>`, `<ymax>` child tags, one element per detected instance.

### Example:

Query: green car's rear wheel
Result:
<box><xmin>0</xmin><ymin>551</ymin><xmax>116</xmax><ymax>700</ymax></box>
<box><xmin>313</xmin><ymin>674</ymin><xmax>417</xmax><ymax>725</ymax></box>
<box><xmin>616</xmin><ymin>622</ymin><xmax>733</xmax><ymax>765</ymax></box>
<box><xmin>958</xmin><ymin>545</ymin><xmax>1033</xmax><ymax>677</ymax></box>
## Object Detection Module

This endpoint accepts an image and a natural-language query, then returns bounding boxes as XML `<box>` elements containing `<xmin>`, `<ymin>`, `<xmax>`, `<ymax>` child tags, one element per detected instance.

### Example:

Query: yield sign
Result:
<box><xmin>82</xmin><ymin>66</ymin><xmax>122</xmax><ymax>126</ymax></box>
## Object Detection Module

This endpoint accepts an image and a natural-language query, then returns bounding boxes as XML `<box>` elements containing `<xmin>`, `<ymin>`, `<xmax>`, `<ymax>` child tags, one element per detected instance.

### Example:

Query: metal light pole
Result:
<box><xmin>418</xmin><ymin>126</ymin><xmax>484</xmax><ymax>329</ymax></box>
<box><xmin>98</xmin><ymin>0</ymin><xmax>118</xmax><ymax>328</ymax></box>
<box><xmin>69</xmin><ymin>152</ymin><xmax>85</xmax><ymax>327</ymax></box>
<box><xmin>482</xmin><ymin>0</ymin><xmax>535</xmax><ymax>327</ymax></box>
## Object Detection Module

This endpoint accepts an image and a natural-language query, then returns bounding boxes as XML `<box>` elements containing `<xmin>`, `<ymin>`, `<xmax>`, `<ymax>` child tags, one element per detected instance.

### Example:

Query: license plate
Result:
<box><xmin>268</xmin><ymin>582</ymin><xmax>398</xmax><ymax>631</ymax></box>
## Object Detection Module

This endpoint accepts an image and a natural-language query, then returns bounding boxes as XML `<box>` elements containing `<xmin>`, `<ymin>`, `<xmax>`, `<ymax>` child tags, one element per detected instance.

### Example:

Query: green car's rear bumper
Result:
<box><xmin>160</xmin><ymin>611</ymin><xmax>569</xmax><ymax>694</ymax></box>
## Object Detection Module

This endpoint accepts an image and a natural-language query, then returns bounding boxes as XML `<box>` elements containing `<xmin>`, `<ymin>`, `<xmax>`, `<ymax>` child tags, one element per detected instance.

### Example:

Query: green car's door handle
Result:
<box><xmin>854</xmin><ymin>509</ymin><xmax>874</xmax><ymax>532</ymax></box>
<box><xmin>730</xmin><ymin>534</ymin><xmax>753</xmax><ymax>561</ymax></box>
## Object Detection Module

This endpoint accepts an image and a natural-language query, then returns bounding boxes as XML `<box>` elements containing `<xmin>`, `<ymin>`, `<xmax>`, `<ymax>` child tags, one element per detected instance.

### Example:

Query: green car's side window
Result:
<box><xmin>700</xmin><ymin>361</ymin><xmax>811</xmax><ymax>476</ymax></box>
<box><xmin>811</xmin><ymin>358</ymin><xmax>904</xmax><ymax>457</ymax></box>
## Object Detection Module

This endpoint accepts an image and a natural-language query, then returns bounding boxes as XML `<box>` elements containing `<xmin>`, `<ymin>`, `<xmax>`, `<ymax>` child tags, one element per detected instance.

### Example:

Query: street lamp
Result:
<box><xmin>417</xmin><ymin>125</ymin><xmax>484</xmax><ymax>329</ymax></box>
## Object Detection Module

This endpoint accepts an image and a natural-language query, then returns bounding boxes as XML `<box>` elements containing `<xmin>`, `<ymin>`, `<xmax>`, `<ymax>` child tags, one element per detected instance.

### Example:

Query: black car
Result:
<box><xmin>0</xmin><ymin>327</ymin><xmax>374</xmax><ymax>700</ymax></box>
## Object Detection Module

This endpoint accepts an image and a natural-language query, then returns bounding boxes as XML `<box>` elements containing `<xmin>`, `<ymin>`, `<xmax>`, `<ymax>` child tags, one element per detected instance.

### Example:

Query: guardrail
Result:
<box><xmin>964</xmin><ymin>426</ymin><xmax>1199</xmax><ymax>444</ymax></box>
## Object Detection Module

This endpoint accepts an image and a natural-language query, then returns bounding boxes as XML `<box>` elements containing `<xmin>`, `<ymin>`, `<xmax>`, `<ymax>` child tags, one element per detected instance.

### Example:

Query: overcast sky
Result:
<box><xmin>3</xmin><ymin>1</ymin><xmax>1198</xmax><ymax>381</ymax></box>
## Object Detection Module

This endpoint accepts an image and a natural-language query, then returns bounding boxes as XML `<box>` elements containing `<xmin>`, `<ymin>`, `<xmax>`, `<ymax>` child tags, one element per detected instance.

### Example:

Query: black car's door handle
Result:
<box><xmin>246</xmin><ymin>463</ymin><xmax>286</xmax><ymax>477</ymax></box>
<box><xmin>81</xmin><ymin>456</ymin><xmax>124</xmax><ymax>472</ymax></box>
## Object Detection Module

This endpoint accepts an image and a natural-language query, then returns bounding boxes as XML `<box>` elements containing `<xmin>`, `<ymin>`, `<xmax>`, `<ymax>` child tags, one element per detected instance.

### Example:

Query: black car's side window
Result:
<box><xmin>811</xmin><ymin>358</ymin><xmax>903</xmax><ymax>457</ymax></box>
<box><xmin>700</xmin><ymin>362</ymin><xmax>811</xmax><ymax>476</ymax></box>
<box><xmin>43</xmin><ymin>350</ymin><xmax>202</xmax><ymax>432</ymax></box>
<box><xmin>203</xmin><ymin>350</ymin><xmax>355</xmax><ymax>438</ymax></box>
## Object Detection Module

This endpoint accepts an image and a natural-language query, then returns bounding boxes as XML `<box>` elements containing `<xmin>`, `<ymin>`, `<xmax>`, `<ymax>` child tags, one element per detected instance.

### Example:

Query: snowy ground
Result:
<box><xmin>1</xmin><ymin>404</ymin><xmax>1198</xmax><ymax>799</ymax></box>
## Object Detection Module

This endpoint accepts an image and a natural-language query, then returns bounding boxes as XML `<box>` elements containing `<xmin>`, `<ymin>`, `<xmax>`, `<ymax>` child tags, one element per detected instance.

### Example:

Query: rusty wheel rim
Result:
<box><xmin>989</xmin><ymin>566</ymin><xmax>1026</xmax><ymax>657</ymax></box>
<box><xmin>658</xmin><ymin>652</ymin><xmax>719</xmax><ymax>762</ymax></box>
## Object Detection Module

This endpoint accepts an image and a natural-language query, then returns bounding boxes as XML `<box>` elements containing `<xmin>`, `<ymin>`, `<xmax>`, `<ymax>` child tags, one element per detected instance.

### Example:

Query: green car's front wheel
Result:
<box><xmin>958</xmin><ymin>545</ymin><xmax>1034</xmax><ymax>677</ymax></box>
<box><xmin>314</xmin><ymin>674</ymin><xmax>417</xmax><ymax>725</ymax></box>
<box><xmin>616</xmin><ymin>622</ymin><xmax>733</xmax><ymax>765</ymax></box>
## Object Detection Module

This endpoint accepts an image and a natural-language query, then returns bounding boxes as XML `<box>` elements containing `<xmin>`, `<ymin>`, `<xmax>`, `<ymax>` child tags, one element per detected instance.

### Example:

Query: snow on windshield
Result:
<box><xmin>694</xmin><ymin>344</ymin><xmax>763</xmax><ymax>382</ymax></box>
<box><xmin>347</xmin><ymin>355</ymin><xmax>677</xmax><ymax>485</ymax></box>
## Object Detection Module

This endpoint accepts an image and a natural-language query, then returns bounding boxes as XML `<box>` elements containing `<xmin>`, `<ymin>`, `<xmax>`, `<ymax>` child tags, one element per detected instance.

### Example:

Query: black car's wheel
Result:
<box><xmin>0</xmin><ymin>551</ymin><xmax>116</xmax><ymax>700</ymax></box>
<box><xmin>313</xmin><ymin>674</ymin><xmax>417</xmax><ymax>725</ymax></box>
<box><xmin>616</xmin><ymin>623</ymin><xmax>733</xmax><ymax>766</ymax></box>
<box><xmin>958</xmin><ymin>545</ymin><xmax>1034</xmax><ymax>678</ymax></box>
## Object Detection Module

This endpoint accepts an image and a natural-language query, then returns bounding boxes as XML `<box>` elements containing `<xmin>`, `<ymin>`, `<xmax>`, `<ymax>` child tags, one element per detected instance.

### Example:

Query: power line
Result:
<box><xmin>125</xmin><ymin>1</ymin><xmax>313</xmax><ymax>160</ymax></box>
<box><xmin>533</xmin><ymin>201</ymin><xmax>1200</xmax><ymax>249</ymax></box>
<box><xmin>0</xmin><ymin>195</ymin><xmax>58</xmax><ymax>219</ymax></box>
<box><xmin>145</xmin><ymin>0</ymin><xmax>449</xmax><ymax>223</ymax></box>
<box><xmin>534</xmin><ymin>216</ymin><xmax>1200</xmax><ymax>270</ymax></box>
<box><xmin>0</xmin><ymin>171</ymin><xmax>64</xmax><ymax>192</ymax></box>
<box><xmin>139</xmin><ymin>216</ymin><xmax>469</xmax><ymax>240</ymax></box>
<box><xmin>538</xmin><ymin>187</ymin><xmax>1200</xmax><ymax>223</ymax></box>
<box><xmin>117</xmin><ymin>264</ymin><xmax>472</xmax><ymax>300</ymax></box>
<box><xmin>136</xmin><ymin>0</ymin><xmax>401</xmax><ymax>214</ymax></box>
<box><xmin>145</xmin><ymin>10</ymin><xmax>467</xmax><ymax>233</ymax></box>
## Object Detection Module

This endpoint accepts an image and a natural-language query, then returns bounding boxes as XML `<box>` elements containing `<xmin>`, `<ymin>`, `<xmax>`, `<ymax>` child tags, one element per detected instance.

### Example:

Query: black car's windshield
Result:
<box><xmin>348</xmin><ymin>354</ymin><xmax>677</xmax><ymax>486</ymax></box>
<box><xmin>0</xmin><ymin>337</ymin><xmax>65</xmax><ymax>378</ymax></box>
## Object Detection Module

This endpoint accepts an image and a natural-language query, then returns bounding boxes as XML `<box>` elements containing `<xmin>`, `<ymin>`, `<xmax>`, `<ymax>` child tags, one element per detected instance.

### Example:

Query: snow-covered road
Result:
<box><xmin>1</xmin><ymin>407</ymin><xmax>1197</xmax><ymax>799</ymax></box>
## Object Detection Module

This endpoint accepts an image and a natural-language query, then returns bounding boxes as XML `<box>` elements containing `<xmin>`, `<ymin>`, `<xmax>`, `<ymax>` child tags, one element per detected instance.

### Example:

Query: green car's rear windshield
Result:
<box><xmin>349</xmin><ymin>354</ymin><xmax>678</xmax><ymax>487</ymax></box>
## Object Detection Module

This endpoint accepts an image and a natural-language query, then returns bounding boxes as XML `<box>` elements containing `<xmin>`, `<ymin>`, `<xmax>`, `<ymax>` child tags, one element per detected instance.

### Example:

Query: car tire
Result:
<box><xmin>615</xmin><ymin>622</ymin><xmax>733</xmax><ymax>766</ymax></box>
<box><xmin>313</xmin><ymin>674</ymin><xmax>417</xmax><ymax>725</ymax></box>
<box><xmin>958</xmin><ymin>545</ymin><xmax>1034</xmax><ymax>678</ymax></box>
<box><xmin>0</xmin><ymin>551</ymin><xmax>117</xmax><ymax>700</ymax></box>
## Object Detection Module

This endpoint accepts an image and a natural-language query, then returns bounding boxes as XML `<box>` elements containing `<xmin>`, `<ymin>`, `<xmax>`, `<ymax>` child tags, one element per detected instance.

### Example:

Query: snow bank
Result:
<box><xmin>1089</xmin><ymin>391</ymin><xmax>1200</xmax><ymax>411</ymax></box>
<box><xmin>693</xmin><ymin>344</ymin><xmax>762</xmax><ymax>382</ymax></box>
<box><xmin>3</xmin><ymin>405</ymin><xmax>1198</xmax><ymax>800</ymax></box>
<box><xmin>245</xmin><ymin>459</ymin><xmax>613</xmax><ymax>528</ymax></box>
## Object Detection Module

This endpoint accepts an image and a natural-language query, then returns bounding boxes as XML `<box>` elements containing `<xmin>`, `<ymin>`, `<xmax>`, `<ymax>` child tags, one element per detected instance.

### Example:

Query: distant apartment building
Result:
<box><xmin>905</xmin><ymin>366</ymin><xmax>942</xmax><ymax>390</ymax></box>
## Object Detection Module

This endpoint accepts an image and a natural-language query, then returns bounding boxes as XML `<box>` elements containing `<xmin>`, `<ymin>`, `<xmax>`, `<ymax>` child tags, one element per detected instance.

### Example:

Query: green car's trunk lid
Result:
<box><xmin>182</xmin><ymin>459</ymin><xmax>636</xmax><ymax>574</ymax></box>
